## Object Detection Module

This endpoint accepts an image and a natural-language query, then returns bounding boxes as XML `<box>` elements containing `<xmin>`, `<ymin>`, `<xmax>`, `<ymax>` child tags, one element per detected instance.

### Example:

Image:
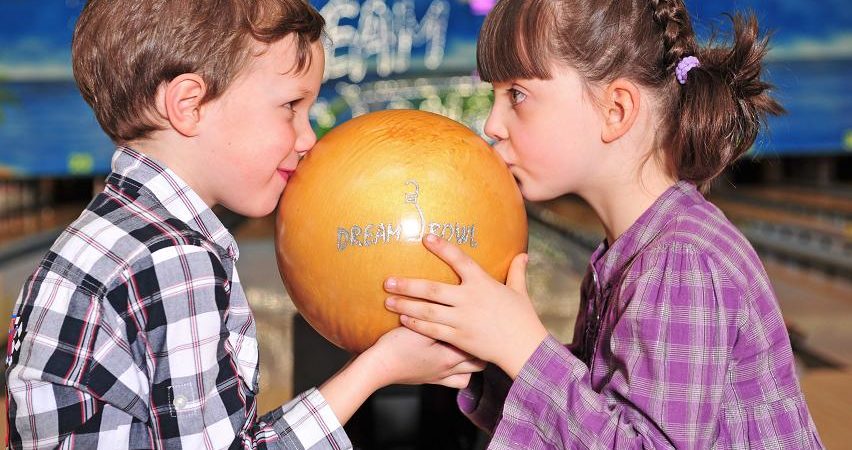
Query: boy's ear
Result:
<box><xmin>157</xmin><ymin>74</ymin><xmax>207</xmax><ymax>137</ymax></box>
<box><xmin>600</xmin><ymin>78</ymin><xmax>640</xmax><ymax>143</ymax></box>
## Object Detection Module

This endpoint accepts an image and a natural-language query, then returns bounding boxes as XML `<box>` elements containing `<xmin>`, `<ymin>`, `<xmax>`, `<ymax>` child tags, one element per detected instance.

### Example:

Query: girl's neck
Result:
<box><xmin>581</xmin><ymin>164</ymin><xmax>676</xmax><ymax>246</ymax></box>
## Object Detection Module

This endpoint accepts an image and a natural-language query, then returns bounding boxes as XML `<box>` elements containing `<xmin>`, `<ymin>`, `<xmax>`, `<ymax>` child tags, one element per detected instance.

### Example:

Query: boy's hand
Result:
<box><xmin>363</xmin><ymin>327</ymin><xmax>486</xmax><ymax>389</ymax></box>
<box><xmin>320</xmin><ymin>326</ymin><xmax>484</xmax><ymax>425</ymax></box>
<box><xmin>384</xmin><ymin>234</ymin><xmax>549</xmax><ymax>379</ymax></box>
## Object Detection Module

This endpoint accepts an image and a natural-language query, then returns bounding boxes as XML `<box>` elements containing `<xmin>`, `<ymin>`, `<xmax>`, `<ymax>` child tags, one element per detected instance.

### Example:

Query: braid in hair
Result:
<box><xmin>648</xmin><ymin>0</ymin><xmax>697</xmax><ymax>72</ymax></box>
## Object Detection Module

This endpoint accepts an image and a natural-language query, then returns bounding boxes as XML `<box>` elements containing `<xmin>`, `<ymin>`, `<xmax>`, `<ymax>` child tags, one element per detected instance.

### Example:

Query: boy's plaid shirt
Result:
<box><xmin>5</xmin><ymin>147</ymin><xmax>351</xmax><ymax>450</ymax></box>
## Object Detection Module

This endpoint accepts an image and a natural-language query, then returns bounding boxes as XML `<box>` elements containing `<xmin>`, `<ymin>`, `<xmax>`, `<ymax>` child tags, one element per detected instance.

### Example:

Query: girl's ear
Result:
<box><xmin>156</xmin><ymin>73</ymin><xmax>207</xmax><ymax>137</ymax></box>
<box><xmin>600</xmin><ymin>78</ymin><xmax>640</xmax><ymax>143</ymax></box>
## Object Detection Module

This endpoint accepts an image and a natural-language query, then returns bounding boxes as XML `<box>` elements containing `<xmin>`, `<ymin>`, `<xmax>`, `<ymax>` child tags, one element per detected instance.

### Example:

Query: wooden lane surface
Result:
<box><xmin>723</xmin><ymin>185</ymin><xmax>852</xmax><ymax>217</ymax></box>
<box><xmin>712</xmin><ymin>198</ymin><xmax>848</xmax><ymax>240</ymax></box>
<box><xmin>799</xmin><ymin>369</ymin><xmax>852</xmax><ymax>450</ymax></box>
<box><xmin>763</xmin><ymin>259</ymin><xmax>852</xmax><ymax>366</ymax></box>
<box><xmin>536</xmin><ymin>189</ymin><xmax>851</xmax><ymax>239</ymax></box>
<box><xmin>533</xmin><ymin>190</ymin><xmax>850</xmax><ymax>241</ymax></box>
<box><xmin>0</xmin><ymin>203</ymin><xmax>86</xmax><ymax>247</ymax></box>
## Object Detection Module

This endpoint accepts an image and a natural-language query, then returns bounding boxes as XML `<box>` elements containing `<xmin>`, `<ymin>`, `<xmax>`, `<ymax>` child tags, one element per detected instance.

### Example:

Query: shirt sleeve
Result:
<box><xmin>254</xmin><ymin>388</ymin><xmax>351</xmax><ymax>449</ymax></box>
<box><xmin>457</xmin><ymin>363</ymin><xmax>513</xmax><ymax>433</ymax></box>
<box><xmin>5</xmin><ymin>261</ymin><xmax>156</xmax><ymax>449</ymax></box>
<box><xmin>488</xmin><ymin>244</ymin><xmax>732</xmax><ymax>449</ymax></box>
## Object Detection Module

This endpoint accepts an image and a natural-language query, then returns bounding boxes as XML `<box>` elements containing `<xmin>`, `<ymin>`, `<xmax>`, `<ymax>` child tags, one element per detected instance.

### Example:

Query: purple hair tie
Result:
<box><xmin>675</xmin><ymin>56</ymin><xmax>700</xmax><ymax>85</ymax></box>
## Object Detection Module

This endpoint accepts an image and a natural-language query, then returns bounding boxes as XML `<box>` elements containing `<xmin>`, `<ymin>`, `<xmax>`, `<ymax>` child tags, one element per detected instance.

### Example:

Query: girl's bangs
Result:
<box><xmin>476</xmin><ymin>0</ymin><xmax>554</xmax><ymax>82</ymax></box>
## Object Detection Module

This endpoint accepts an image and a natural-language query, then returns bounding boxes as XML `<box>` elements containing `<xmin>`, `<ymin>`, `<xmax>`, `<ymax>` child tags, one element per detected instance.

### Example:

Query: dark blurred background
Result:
<box><xmin>1</xmin><ymin>1</ymin><xmax>850</xmax><ymax>448</ymax></box>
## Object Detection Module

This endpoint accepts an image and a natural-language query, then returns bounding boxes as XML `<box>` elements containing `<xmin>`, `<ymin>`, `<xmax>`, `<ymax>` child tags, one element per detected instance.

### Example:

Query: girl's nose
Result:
<box><xmin>483</xmin><ymin>110</ymin><xmax>508</xmax><ymax>143</ymax></box>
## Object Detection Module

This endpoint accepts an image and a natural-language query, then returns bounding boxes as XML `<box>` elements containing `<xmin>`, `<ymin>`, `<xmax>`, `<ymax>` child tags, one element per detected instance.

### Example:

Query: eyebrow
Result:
<box><xmin>296</xmin><ymin>88</ymin><xmax>316</xmax><ymax>97</ymax></box>
<box><xmin>277</xmin><ymin>80</ymin><xmax>315</xmax><ymax>95</ymax></box>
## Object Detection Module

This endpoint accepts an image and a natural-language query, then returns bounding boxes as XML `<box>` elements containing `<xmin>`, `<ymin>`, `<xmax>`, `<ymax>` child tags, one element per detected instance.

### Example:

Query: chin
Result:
<box><xmin>245</xmin><ymin>203</ymin><xmax>277</xmax><ymax>218</ymax></box>
<box><xmin>226</xmin><ymin>198</ymin><xmax>278</xmax><ymax>219</ymax></box>
<box><xmin>521</xmin><ymin>187</ymin><xmax>558</xmax><ymax>203</ymax></box>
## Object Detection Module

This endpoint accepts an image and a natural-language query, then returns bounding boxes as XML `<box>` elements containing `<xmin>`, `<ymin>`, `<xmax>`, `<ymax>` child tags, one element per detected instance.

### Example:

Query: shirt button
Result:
<box><xmin>173</xmin><ymin>395</ymin><xmax>187</xmax><ymax>410</ymax></box>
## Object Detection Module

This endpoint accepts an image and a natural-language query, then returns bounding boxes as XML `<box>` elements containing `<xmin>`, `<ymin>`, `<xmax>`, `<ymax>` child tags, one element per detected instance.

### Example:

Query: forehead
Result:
<box><xmin>247</xmin><ymin>36</ymin><xmax>324</xmax><ymax>82</ymax></box>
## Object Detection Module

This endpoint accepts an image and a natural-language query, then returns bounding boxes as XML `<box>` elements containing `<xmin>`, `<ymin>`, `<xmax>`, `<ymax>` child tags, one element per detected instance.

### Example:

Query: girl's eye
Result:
<box><xmin>508</xmin><ymin>88</ymin><xmax>527</xmax><ymax>106</ymax></box>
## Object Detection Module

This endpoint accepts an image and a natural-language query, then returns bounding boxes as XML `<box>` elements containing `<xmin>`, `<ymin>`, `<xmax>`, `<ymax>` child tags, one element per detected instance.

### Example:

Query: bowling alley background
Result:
<box><xmin>1</xmin><ymin>1</ymin><xmax>850</xmax><ymax>448</ymax></box>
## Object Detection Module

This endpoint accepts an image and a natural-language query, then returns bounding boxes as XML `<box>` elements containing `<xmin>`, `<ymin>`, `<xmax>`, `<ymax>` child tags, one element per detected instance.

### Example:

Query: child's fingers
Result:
<box><xmin>434</xmin><ymin>373</ymin><xmax>471</xmax><ymax>389</ymax></box>
<box><xmin>437</xmin><ymin>344</ymin><xmax>491</xmax><ymax>375</ymax></box>
<box><xmin>399</xmin><ymin>314</ymin><xmax>455</xmax><ymax>343</ymax></box>
<box><xmin>421</xmin><ymin>233</ymin><xmax>482</xmax><ymax>280</ymax></box>
<box><xmin>384</xmin><ymin>278</ymin><xmax>455</xmax><ymax>305</ymax></box>
<box><xmin>452</xmin><ymin>358</ymin><xmax>487</xmax><ymax>374</ymax></box>
<box><xmin>431</xmin><ymin>342</ymin><xmax>482</xmax><ymax>369</ymax></box>
<box><xmin>506</xmin><ymin>253</ymin><xmax>529</xmax><ymax>294</ymax></box>
<box><xmin>386</xmin><ymin>297</ymin><xmax>453</xmax><ymax>326</ymax></box>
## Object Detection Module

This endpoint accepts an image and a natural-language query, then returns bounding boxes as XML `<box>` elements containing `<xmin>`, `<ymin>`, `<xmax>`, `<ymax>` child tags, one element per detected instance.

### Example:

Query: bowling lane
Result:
<box><xmin>234</xmin><ymin>215</ymin><xmax>585</xmax><ymax>414</ymax></box>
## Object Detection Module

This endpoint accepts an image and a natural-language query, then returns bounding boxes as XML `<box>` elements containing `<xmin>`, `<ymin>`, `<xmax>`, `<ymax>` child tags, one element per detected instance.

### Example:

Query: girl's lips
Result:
<box><xmin>278</xmin><ymin>169</ymin><xmax>294</xmax><ymax>181</ymax></box>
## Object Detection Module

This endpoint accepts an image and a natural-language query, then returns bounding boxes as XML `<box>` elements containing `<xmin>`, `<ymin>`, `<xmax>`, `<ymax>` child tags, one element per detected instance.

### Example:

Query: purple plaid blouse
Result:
<box><xmin>459</xmin><ymin>181</ymin><xmax>824</xmax><ymax>449</ymax></box>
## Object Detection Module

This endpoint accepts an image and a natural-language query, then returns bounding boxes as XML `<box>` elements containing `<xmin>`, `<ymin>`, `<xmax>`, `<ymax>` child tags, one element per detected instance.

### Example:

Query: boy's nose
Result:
<box><xmin>294</xmin><ymin>123</ymin><xmax>317</xmax><ymax>156</ymax></box>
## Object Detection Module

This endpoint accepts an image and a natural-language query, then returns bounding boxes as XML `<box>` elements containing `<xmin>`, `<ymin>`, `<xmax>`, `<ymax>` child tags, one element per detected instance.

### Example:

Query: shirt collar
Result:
<box><xmin>108</xmin><ymin>146</ymin><xmax>239</xmax><ymax>260</ymax></box>
<box><xmin>589</xmin><ymin>180</ymin><xmax>703</xmax><ymax>288</ymax></box>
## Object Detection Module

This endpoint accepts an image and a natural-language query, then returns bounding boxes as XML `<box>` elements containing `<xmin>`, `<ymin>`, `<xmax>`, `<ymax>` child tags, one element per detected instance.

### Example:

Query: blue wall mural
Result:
<box><xmin>1</xmin><ymin>0</ymin><xmax>850</xmax><ymax>176</ymax></box>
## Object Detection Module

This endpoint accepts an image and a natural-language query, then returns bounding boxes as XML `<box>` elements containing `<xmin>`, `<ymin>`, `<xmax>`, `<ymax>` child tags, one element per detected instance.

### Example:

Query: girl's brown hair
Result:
<box><xmin>72</xmin><ymin>0</ymin><xmax>325</xmax><ymax>144</ymax></box>
<box><xmin>477</xmin><ymin>0</ymin><xmax>784</xmax><ymax>192</ymax></box>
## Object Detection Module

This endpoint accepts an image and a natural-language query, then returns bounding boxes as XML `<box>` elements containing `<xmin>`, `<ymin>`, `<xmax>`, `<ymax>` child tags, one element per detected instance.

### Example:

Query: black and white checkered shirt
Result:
<box><xmin>6</xmin><ymin>147</ymin><xmax>350</xmax><ymax>449</ymax></box>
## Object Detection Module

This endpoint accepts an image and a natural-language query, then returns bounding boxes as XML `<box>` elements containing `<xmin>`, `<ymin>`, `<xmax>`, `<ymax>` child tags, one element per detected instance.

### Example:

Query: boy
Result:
<box><xmin>5</xmin><ymin>0</ymin><xmax>482</xmax><ymax>448</ymax></box>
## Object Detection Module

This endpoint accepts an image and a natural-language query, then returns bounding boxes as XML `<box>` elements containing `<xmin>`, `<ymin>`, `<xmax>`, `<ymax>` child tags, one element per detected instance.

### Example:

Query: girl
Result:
<box><xmin>382</xmin><ymin>0</ymin><xmax>824</xmax><ymax>448</ymax></box>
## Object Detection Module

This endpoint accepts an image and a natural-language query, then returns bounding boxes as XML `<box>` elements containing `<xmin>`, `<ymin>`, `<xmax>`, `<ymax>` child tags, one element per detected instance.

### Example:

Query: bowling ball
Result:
<box><xmin>275</xmin><ymin>109</ymin><xmax>527</xmax><ymax>353</ymax></box>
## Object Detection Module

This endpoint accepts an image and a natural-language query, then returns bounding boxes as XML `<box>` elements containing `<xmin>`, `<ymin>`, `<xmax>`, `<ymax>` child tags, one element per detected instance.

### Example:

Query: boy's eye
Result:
<box><xmin>282</xmin><ymin>99</ymin><xmax>301</xmax><ymax>111</ymax></box>
<box><xmin>508</xmin><ymin>88</ymin><xmax>527</xmax><ymax>106</ymax></box>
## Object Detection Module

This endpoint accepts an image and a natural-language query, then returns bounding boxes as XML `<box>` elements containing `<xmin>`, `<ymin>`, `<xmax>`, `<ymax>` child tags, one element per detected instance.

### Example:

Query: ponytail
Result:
<box><xmin>665</xmin><ymin>14</ymin><xmax>784</xmax><ymax>193</ymax></box>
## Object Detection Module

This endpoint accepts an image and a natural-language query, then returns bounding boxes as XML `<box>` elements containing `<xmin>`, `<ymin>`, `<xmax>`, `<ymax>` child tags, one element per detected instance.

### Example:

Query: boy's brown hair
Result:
<box><xmin>72</xmin><ymin>0</ymin><xmax>325</xmax><ymax>144</ymax></box>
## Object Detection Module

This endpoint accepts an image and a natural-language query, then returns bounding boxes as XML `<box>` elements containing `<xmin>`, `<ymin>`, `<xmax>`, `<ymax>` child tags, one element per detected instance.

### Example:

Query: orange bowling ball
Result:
<box><xmin>275</xmin><ymin>109</ymin><xmax>528</xmax><ymax>353</ymax></box>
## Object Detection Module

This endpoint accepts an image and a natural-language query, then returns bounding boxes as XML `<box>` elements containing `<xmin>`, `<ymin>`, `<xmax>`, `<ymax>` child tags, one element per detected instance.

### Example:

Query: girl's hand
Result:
<box><xmin>384</xmin><ymin>234</ymin><xmax>549</xmax><ymax>379</ymax></box>
<box><xmin>363</xmin><ymin>326</ymin><xmax>486</xmax><ymax>389</ymax></box>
